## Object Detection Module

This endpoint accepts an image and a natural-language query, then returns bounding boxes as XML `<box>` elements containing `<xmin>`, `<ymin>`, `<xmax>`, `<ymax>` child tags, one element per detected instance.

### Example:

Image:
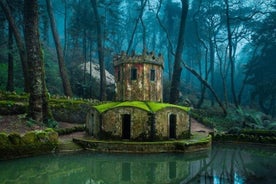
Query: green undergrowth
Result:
<box><xmin>55</xmin><ymin>126</ymin><xmax>85</xmax><ymax>135</ymax></box>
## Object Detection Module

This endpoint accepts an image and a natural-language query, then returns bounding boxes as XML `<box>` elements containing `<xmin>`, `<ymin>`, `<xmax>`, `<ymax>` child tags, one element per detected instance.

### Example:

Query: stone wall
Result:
<box><xmin>86</xmin><ymin>105</ymin><xmax>190</xmax><ymax>141</ymax></box>
<box><xmin>155</xmin><ymin>107</ymin><xmax>190</xmax><ymax>140</ymax></box>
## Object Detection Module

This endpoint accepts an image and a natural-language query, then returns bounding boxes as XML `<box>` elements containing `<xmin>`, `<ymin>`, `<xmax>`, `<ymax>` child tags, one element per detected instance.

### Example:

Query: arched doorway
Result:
<box><xmin>122</xmin><ymin>114</ymin><xmax>131</xmax><ymax>139</ymax></box>
<box><xmin>169</xmin><ymin>114</ymin><xmax>176</xmax><ymax>139</ymax></box>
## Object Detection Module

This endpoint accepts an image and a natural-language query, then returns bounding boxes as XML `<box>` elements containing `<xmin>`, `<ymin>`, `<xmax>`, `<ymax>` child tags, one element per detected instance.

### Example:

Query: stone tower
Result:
<box><xmin>113</xmin><ymin>51</ymin><xmax>164</xmax><ymax>102</ymax></box>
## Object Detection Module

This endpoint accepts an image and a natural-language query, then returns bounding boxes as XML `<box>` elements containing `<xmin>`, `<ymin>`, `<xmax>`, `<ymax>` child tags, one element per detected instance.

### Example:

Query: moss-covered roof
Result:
<box><xmin>93</xmin><ymin>101</ymin><xmax>190</xmax><ymax>113</ymax></box>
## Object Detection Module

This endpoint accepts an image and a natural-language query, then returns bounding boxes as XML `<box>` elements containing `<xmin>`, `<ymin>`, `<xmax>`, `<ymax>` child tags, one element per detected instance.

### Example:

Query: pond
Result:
<box><xmin>0</xmin><ymin>144</ymin><xmax>276</xmax><ymax>184</ymax></box>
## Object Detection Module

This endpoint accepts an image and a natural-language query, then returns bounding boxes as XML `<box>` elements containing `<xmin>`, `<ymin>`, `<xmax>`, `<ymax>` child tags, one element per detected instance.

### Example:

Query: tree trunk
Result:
<box><xmin>6</xmin><ymin>23</ymin><xmax>14</xmax><ymax>91</ymax></box>
<box><xmin>0</xmin><ymin>0</ymin><xmax>29</xmax><ymax>92</ymax></box>
<box><xmin>24</xmin><ymin>0</ymin><xmax>48</xmax><ymax>122</ymax></box>
<box><xmin>46</xmin><ymin>0</ymin><xmax>73</xmax><ymax>97</ymax></box>
<box><xmin>91</xmin><ymin>0</ymin><xmax>106</xmax><ymax>101</ymax></box>
<box><xmin>209</xmin><ymin>39</ymin><xmax>215</xmax><ymax>106</ymax></box>
<box><xmin>63</xmin><ymin>0</ymin><xmax>68</xmax><ymax>58</ymax></box>
<box><xmin>225</xmin><ymin>0</ymin><xmax>238</xmax><ymax>107</ymax></box>
<box><xmin>169</xmin><ymin>0</ymin><xmax>189</xmax><ymax>104</ymax></box>
<box><xmin>182</xmin><ymin>61</ymin><xmax>227</xmax><ymax>115</ymax></box>
<box><xmin>126</xmin><ymin>0</ymin><xmax>147</xmax><ymax>54</ymax></box>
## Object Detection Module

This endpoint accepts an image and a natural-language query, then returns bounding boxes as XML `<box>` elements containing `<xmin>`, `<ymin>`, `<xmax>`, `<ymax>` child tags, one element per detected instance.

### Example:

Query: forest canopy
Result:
<box><xmin>0</xmin><ymin>0</ymin><xmax>275</xmax><ymax>118</ymax></box>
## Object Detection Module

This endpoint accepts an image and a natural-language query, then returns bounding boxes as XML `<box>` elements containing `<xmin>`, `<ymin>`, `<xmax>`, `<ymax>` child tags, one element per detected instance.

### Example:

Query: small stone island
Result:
<box><xmin>73</xmin><ymin>51</ymin><xmax>211</xmax><ymax>153</ymax></box>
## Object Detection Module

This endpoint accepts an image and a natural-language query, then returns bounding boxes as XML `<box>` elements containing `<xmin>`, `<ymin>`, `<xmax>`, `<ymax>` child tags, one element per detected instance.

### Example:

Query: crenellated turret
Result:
<box><xmin>113</xmin><ymin>51</ymin><xmax>164</xmax><ymax>102</ymax></box>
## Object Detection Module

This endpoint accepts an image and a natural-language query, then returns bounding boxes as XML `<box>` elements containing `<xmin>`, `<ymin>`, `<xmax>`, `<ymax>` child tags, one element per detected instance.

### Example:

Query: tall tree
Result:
<box><xmin>91</xmin><ymin>0</ymin><xmax>106</xmax><ymax>100</ymax></box>
<box><xmin>246</xmin><ymin>6</ymin><xmax>276</xmax><ymax>116</ymax></box>
<box><xmin>24</xmin><ymin>0</ymin><xmax>48</xmax><ymax>122</ymax></box>
<box><xmin>0</xmin><ymin>0</ymin><xmax>29</xmax><ymax>92</ymax></box>
<box><xmin>45</xmin><ymin>0</ymin><xmax>73</xmax><ymax>97</ymax></box>
<box><xmin>169</xmin><ymin>0</ymin><xmax>189</xmax><ymax>104</ymax></box>
<box><xmin>224</xmin><ymin>0</ymin><xmax>238</xmax><ymax>107</ymax></box>
<box><xmin>6</xmin><ymin>23</ymin><xmax>14</xmax><ymax>91</ymax></box>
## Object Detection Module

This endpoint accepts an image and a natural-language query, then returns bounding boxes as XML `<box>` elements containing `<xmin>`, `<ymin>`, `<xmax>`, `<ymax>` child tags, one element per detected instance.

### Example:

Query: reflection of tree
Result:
<box><xmin>182</xmin><ymin>149</ymin><xmax>219</xmax><ymax>183</ymax></box>
<box><xmin>182</xmin><ymin>146</ymin><xmax>248</xmax><ymax>183</ymax></box>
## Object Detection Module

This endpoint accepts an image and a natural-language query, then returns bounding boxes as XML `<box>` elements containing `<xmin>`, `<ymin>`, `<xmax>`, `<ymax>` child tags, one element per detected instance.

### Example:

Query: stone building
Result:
<box><xmin>86</xmin><ymin>52</ymin><xmax>190</xmax><ymax>141</ymax></box>
<box><xmin>113</xmin><ymin>51</ymin><xmax>163</xmax><ymax>102</ymax></box>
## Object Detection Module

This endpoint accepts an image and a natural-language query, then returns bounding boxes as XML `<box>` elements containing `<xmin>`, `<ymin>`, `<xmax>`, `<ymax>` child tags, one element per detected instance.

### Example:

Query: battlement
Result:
<box><xmin>113</xmin><ymin>51</ymin><xmax>164</xmax><ymax>68</ymax></box>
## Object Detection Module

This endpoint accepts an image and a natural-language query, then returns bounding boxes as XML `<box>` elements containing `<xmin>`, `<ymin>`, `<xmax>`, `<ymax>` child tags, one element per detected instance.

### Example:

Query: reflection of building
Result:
<box><xmin>85</xmin><ymin>154</ymin><xmax>191</xmax><ymax>184</ymax></box>
<box><xmin>86</xmin><ymin>51</ymin><xmax>190</xmax><ymax>141</ymax></box>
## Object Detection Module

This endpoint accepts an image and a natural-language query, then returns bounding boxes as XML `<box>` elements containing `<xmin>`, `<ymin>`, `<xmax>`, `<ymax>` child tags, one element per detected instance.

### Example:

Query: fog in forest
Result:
<box><xmin>0</xmin><ymin>0</ymin><xmax>275</xmax><ymax>119</ymax></box>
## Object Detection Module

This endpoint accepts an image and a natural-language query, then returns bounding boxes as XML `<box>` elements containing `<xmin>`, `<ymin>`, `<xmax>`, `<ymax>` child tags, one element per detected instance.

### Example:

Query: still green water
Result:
<box><xmin>0</xmin><ymin>144</ymin><xmax>275</xmax><ymax>184</ymax></box>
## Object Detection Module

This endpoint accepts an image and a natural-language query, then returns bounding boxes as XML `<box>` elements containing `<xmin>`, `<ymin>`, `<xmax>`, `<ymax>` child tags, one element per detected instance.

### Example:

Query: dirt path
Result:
<box><xmin>191</xmin><ymin>118</ymin><xmax>213</xmax><ymax>134</ymax></box>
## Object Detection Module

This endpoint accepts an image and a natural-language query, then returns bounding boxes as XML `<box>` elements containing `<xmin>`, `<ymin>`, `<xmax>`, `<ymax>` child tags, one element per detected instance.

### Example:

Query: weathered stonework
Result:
<box><xmin>114</xmin><ymin>51</ymin><xmax>163</xmax><ymax>102</ymax></box>
<box><xmin>86</xmin><ymin>101</ymin><xmax>190</xmax><ymax>141</ymax></box>
<box><xmin>85</xmin><ymin>51</ymin><xmax>191</xmax><ymax>143</ymax></box>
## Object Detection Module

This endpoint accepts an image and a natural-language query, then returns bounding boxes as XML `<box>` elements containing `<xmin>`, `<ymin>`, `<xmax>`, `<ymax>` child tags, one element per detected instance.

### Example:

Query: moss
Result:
<box><xmin>36</xmin><ymin>131</ymin><xmax>48</xmax><ymax>143</ymax></box>
<box><xmin>93</xmin><ymin>102</ymin><xmax>122</xmax><ymax>113</ymax></box>
<box><xmin>55</xmin><ymin>126</ymin><xmax>85</xmax><ymax>135</ymax></box>
<box><xmin>93</xmin><ymin>101</ymin><xmax>190</xmax><ymax>114</ymax></box>
<box><xmin>240</xmin><ymin>129</ymin><xmax>276</xmax><ymax>137</ymax></box>
<box><xmin>147</xmin><ymin>102</ymin><xmax>190</xmax><ymax>112</ymax></box>
<box><xmin>0</xmin><ymin>132</ymin><xmax>10</xmax><ymax>148</ymax></box>
<box><xmin>8</xmin><ymin>132</ymin><xmax>21</xmax><ymax>145</ymax></box>
<box><xmin>0</xmin><ymin>100</ymin><xmax>28</xmax><ymax>115</ymax></box>
<box><xmin>46</xmin><ymin>131</ymin><xmax>58</xmax><ymax>144</ymax></box>
<box><xmin>22</xmin><ymin>132</ymin><xmax>37</xmax><ymax>145</ymax></box>
<box><xmin>0</xmin><ymin>129</ymin><xmax>58</xmax><ymax>159</ymax></box>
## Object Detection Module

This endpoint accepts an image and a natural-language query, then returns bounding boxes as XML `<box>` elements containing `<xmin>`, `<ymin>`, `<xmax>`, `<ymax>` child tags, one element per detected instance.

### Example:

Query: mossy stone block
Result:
<box><xmin>47</xmin><ymin>131</ymin><xmax>58</xmax><ymax>144</ymax></box>
<box><xmin>8</xmin><ymin>133</ymin><xmax>21</xmax><ymax>145</ymax></box>
<box><xmin>22</xmin><ymin>132</ymin><xmax>37</xmax><ymax>145</ymax></box>
<box><xmin>0</xmin><ymin>133</ymin><xmax>10</xmax><ymax>148</ymax></box>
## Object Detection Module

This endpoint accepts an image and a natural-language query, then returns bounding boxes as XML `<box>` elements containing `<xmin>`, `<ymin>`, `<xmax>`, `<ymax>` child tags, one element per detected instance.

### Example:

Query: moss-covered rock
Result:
<box><xmin>0</xmin><ymin>132</ymin><xmax>9</xmax><ymax>148</ymax></box>
<box><xmin>8</xmin><ymin>132</ymin><xmax>21</xmax><ymax>145</ymax></box>
<box><xmin>0</xmin><ymin>129</ymin><xmax>59</xmax><ymax>160</ymax></box>
<box><xmin>22</xmin><ymin>131</ymin><xmax>37</xmax><ymax>145</ymax></box>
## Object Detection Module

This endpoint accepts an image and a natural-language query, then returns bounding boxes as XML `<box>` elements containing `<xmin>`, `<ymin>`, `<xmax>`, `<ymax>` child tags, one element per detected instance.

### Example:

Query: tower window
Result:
<box><xmin>150</xmin><ymin>69</ymin><xmax>155</xmax><ymax>81</ymax></box>
<box><xmin>131</xmin><ymin>68</ymin><xmax>137</xmax><ymax>80</ymax></box>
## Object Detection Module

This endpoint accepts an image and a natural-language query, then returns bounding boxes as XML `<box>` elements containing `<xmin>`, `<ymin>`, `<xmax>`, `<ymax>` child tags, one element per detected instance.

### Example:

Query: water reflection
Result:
<box><xmin>0</xmin><ymin>144</ymin><xmax>276</xmax><ymax>184</ymax></box>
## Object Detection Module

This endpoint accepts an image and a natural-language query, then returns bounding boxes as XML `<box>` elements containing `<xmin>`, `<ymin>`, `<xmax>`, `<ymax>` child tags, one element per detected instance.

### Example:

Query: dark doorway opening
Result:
<box><xmin>122</xmin><ymin>114</ymin><xmax>131</xmax><ymax>139</ymax></box>
<box><xmin>169</xmin><ymin>114</ymin><xmax>176</xmax><ymax>139</ymax></box>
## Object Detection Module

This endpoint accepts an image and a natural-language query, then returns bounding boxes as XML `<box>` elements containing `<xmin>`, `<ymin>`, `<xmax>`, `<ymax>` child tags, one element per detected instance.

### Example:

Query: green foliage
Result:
<box><xmin>55</xmin><ymin>126</ymin><xmax>85</xmax><ymax>135</ymax></box>
<box><xmin>0</xmin><ymin>64</ymin><xmax>8</xmax><ymax>90</ymax></box>
<box><xmin>245</xmin><ymin>10</ymin><xmax>276</xmax><ymax>116</ymax></box>
<box><xmin>214</xmin><ymin>132</ymin><xmax>276</xmax><ymax>144</ymax></box>
<box><xmin>44</xmin><ymin>50</ymin><xmax>63</xmax><ymax>95</ymax></box>
<box><xmin>26</xmin><ymin>118</ymin><xmax>37</xmax><ymax>128</ymax></box>
<box><xmin>44</xmin><ymin>119</ymin><xmax>58</xmax><ymax>128</ymax></box>
<box><xmin>0</xmin><ymin>133</ymin><xmax>9</xmax><ymax>148</ymax></box>
<box><xmin>8</xmin><ymin>132</ymin><xmax>21</xmax><ymax>145</ymax></box>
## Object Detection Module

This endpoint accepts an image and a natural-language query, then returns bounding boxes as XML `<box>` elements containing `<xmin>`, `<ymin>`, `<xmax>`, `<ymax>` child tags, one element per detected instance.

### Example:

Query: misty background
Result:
<box><xmin>0</xmin><ymin>0</ymin><xmax>275</xmax><ymax>117</ymax></box>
